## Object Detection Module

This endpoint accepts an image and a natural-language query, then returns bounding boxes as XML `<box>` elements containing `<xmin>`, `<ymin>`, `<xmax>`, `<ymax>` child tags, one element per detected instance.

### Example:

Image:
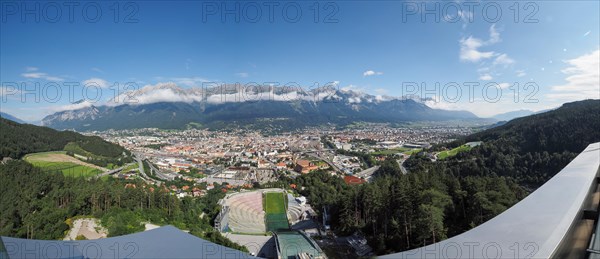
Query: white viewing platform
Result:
<box><xmin>381</xmin><ymin>142</ymin><xmax>600</xmax><ymax>259</ymax></box>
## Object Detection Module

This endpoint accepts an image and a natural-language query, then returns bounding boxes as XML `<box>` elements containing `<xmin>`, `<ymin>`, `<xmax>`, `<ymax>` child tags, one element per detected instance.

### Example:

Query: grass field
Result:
<box><xmin>437</xmin><ymin>145</ymin><xmax>472</xmax><ymax>160</ymax></box>
<box><xmin>264</xmin><ymin>192</ymin><xmax>289</xmax><ymax>232</ymax></box>
<box><xmin>24</xmin><ymin>151</ymin><xmax>104</xmax><ymax>177</ymax></box>
<box><xmin>264</xmin><ymin>192</ymin><xmax>286</xmax><ymax>214</ymax></box>
<box><xmin>403</xmin><ymin>148</ymin><xmax>422</xmax><ymax>156</ymax></box>
<box><xmin>371</xmin><ymin>147</ymin><xmax>411</xmax><ymax>155</ymax></box>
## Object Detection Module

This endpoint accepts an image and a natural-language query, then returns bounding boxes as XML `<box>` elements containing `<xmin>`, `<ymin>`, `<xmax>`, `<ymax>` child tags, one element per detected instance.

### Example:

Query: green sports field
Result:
<box><xmin>264</xmin><ymin>192</ymin><xmax>289</xmax><ymax>232</ymax></box>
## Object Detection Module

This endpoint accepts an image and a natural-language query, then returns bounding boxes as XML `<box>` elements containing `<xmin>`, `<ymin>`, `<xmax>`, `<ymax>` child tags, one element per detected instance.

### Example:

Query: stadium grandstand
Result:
<box><xmin>215</xmin><ymin>189</ymin><xmax>324</xmax><ymax>259</ymax></box>
<box><xmin>216</xmin><ymin>190</ymin><xmax>266</xmax><ymax>234</ymax></box>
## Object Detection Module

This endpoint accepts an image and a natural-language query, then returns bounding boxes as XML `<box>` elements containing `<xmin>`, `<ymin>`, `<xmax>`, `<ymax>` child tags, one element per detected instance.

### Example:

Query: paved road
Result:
<box><xmin>355</xmin><ymin>166</ymin><xmax>380</xmax><ymax>181</ymax></box>
<box><xmin>397</xmin><ymin>159</ymin><xmax>408</xmax><ymax>174</ymax></box>
<box><xmin>134</xmin><ymin>154</ymin><xmax>161</xmax><ymax>184</ymax></box>
<box><xmin>94</xmin><ymin>166</ymin><xmax>124</xmax><ymax>178</ymax></box>
<box><xmin>147</xmin><ymin>160</ymin><xmax>172</xmax><ymax>181</ymax></box>
<box><xmin>304</xmin><ymin>151</ymin><xmax>341</xmax><ymax>172</ymax></box>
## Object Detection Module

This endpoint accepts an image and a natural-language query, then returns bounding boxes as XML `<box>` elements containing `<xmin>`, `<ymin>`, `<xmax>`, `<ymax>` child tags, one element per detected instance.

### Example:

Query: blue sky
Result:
<box><xmin>1</xmin><ymin>1</ymin><xmax>599</xmax><ymax>121</ymax></box>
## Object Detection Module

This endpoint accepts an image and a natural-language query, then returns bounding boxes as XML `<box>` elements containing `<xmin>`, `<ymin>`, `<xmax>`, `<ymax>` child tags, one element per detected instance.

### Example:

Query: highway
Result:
<box><xmin>304</xmin><ymin>151</ymin><xmax>341</xmax><ymax>172</ymax></box>
<box><xmin>397</xmin><ymin>159</ymin><xmax>408</xmax><ymax>175</ymax></box>
<box><xmin>94</xmin><ymin>166</ymin><xmax>124</xmax><ymax>179</ymax></box>
<box><xmin>354</xmin><ymin>166</ymin><xmax>380</xmax><ymax>181</ymax></box>
<box><xmin>134</xmin><ymin>156</ymin><xmax>158</xmax><ymax>185</ymax></box>
<box><xmin>134</xmin><ymin>153</ymin><xmax>172</xmax><ymax>182</ymax></box>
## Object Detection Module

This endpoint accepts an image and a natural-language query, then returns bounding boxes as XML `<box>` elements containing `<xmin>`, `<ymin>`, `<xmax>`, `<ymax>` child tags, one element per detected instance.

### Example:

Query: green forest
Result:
<box><xmin>279</xmin><ymin>99</ymin><xmax>600</xmax><ymax>254</ymax></box>
<box><xmin>0</xmin><ymin>160</ymin><xmax>246</xmax><ymax>252</ymax></box>
<box><xmin>430</xmin><ymin>99</ymin><xmax>600</xmax><ymax>186</ymax></box>
<box><xmin>280</xmin><ymin>163</ymin><xmax>525</xmax><ymax>254</ymax></box>
<box><xmin>0</xmin><ymin>118</ymin><xmax>132</xmax><ymax>166</ymax></box>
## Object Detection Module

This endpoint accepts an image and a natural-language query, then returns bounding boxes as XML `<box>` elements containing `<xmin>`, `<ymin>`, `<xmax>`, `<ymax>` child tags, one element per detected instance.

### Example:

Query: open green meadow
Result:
<box><xmin>371</xmin><ymin>147</ymin><xmax>413</xmax><ymax>155</ymax></box>
<box><xmin>437</xmin><ymin>145</ymin><xmax>472</xmax><ymax>160</ymax></box>
<box><xmin>264</xmin><ymin>192</ymin><xmax>289</xmax><ymax>232</ymax></box>
<box><xmin>24</xmin><ymin>151</ymin><xmax>104</xmax><ymax>177</ymax></box>
<box><xmin>27</xmin><ymin>161</ymin><xmax>102</xmax><ymax>177</ymax></box>
<box><xmin>403</xmin><ymin>148</ymin><xmax>422</xmax><ymax>156</ymax></box>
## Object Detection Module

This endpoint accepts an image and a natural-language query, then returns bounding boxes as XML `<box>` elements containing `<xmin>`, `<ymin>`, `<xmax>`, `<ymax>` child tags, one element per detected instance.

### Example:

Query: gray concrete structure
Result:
<box><xmin>382</xmin><ymin>142</ymin><xmax>600</xmax><ymax>259</ymax></box>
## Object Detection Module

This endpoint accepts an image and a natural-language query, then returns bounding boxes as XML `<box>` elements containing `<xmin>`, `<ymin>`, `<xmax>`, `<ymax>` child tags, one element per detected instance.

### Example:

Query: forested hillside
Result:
<box><xmin>424</xmin><ymin>99</ymin><xmax>600</xmax><ymax>185</ymax></box>
<box><xmin>279</xmin><ymin>164</ymin><xmax>525</xmax><ymax>254</ymax></box>
<box><xmin>0</xmin><ymin>160</ymin><xmax>246</xmax><ymax>251</ymax></box>
<box><xmin>0</xmin><ymin>118</ymin><xmax>131</xmax><ymax>166</ymax></box>
<box><xmin>465</xmin><ymin>99</ymin><xmax>600</xmax><ymax>154</ymax></box>
<box><xmin>280</xmin><ymin>99</ymin><xmax>600</xmax><ymax>254</ymax></box>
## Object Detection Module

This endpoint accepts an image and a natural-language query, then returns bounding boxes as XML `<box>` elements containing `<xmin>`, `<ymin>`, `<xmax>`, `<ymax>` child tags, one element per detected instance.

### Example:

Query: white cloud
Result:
<box><xmin>363</xmin><ymin>70</ymin><xmax>383</xmax><ymax>77</ymax></box>
<box><xmin>83</xmin><ymin>78</ymin><xmax>110</xmax><ymax>88</ymax></box>
<box><xmin>516</xmin><ymin>70</ymin><xmax>527</xmax><ymax>77</ymax></box>
<box><xmin>348</xmin><ymin>97</ymin><xmax>362</xmax><ymax>103</ymax></box>
<box><xmin>375</xmin><ymin>88</ymin><xmax>388</xmax><ymax>94</ymax></box>
<box><xmin>488</xmin><ymin>24</ymin><xmax>500</xmax><ymax>44</ymax></box>
<box><xmin>498</xmin><ymin>83</ymin><xmax>510</xmax><ymax>89</ymax></box>
<box><xmin>45</xmin><ymin>76</ymin><xmax>65</xmax><ymax>81</ymax></box>
<box><xmin>459</xmin><ymin>36</ymin><xmax>495</xmax><ymax>62</ymax></box>
<box><xmin>21</xmin><ymin>68</ymin><xmax>64</xmax><ymax>81</ymax></box>
<box><xmin>461</xmin><ymin>25</ymin><xmax>519</xmax><ymax>81</ymax></box>
<box><xmin>460</xmin><ymin>24</ymin><xmax>511</xmax><ymax>64</ymax></box>
<box><xmin>584</xmin><ymin>30</ymin><xmax>591</xmax><ymax>37</ymax></box>
<box><xmin>22</xmin><ymin>72</ymin><xmax>45</xmax><ymax>79</ymax></box>
<box><xmin>445</xmin><ymin>10</ymin><xmax>473</xmax><ymax>29</ymax></box>
<box><xmin>53</xmin><ymin>100</ymin><xmax>95</xmax><ymax>112</ymax></box>
<box><xmin>104</xmin><ymin>82</ymin><xmax>343</xmax><ymax>107</ymax></box>
<box><xmin>171</xmin><ymin>77</ymin><xmax>211</xmax><ymax>87</ymax></box>
<box><xmin>547</xmin><ymin>49</ymin><xmax>600</xmax><ymax>101</ymax></box>
<box><xmin>135</xmin><ymin>88</ymin><xmax>203</xmax><ymax>104</ymax></box>
<box><xmin>493</xmin><ymin>54</ymin><xmax>515</xmax><ymax>66</ymax></box>
<box><xmin>459</xmin><ymin>11</ymin><xmax>473</xmax><ymax>22</ymax></box>
<box><xmin>479</xmin><ymin>74</ymin><xmax>493</xmax><ymax>80</ymax></box>
<box><xmin>235</xmin><ymin>72</ymin><xmax>249</xmax><ymax>78</ymax></box>
<box><xmin>92</xmin><ymin>67</ymin><xmax>104</xmax><ymax>73</ymax></box>
<box><xmin>341</xmin><ymin>84</ymin><xmax>365</xmax><ymax>92</ymax></box>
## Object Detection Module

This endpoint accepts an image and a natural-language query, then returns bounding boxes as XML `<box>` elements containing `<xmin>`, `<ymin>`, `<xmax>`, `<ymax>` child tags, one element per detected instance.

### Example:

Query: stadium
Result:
<box><xmin>214</xmin><ymin>189</ymin><xmax>324</xmax><ymax>259</ymax></box>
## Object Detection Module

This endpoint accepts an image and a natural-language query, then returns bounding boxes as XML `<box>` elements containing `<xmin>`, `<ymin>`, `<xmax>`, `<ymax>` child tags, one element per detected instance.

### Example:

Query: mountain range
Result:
<box><xmin>41</xmin><ymin>83</ymin><xmax>484</xmax><ymax>131</ymax></box>
<box><xmin>0</xmin><ymin>112</ymin><xmax>24</xmax><ymax>124</ymax></box>
<box><xmin>490</xmin><ymin>109</ymin><xmax>536</xmax><ymax>121</ymax></box>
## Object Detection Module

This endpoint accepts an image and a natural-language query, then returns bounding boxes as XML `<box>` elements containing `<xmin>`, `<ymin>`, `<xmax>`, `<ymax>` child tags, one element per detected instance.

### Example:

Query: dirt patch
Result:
<box><xmin>64</xmin><ymin>218</ymin><xmax>108</xmax><ymax>240</ymax></box>
<box><xmin>144</xmin><ymin>223</ymin><xmax>160</xmax><ymax>231</ymax></box>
